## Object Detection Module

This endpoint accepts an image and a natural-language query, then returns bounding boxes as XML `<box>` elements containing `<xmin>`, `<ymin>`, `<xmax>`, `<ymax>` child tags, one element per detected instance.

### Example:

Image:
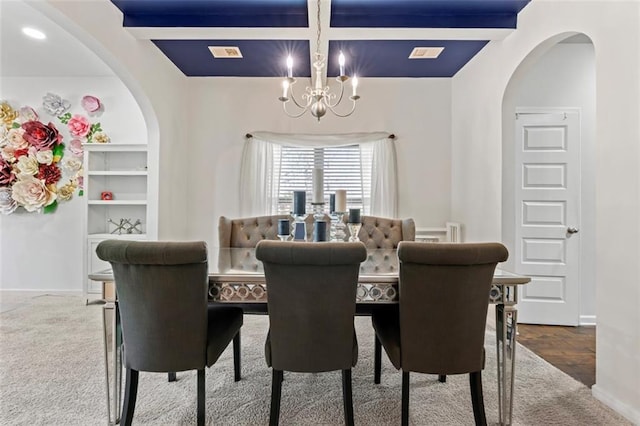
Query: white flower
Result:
<box><xmin>11</xmin><ymin>175</ymin><xmax>56</xmax><ymax>212</ymax></box>
<box><xmin>0</xmin><ymin>126</ymin><xmax>8</xmax><ymax>147</ymax></box>
<box><xmin>0</xmin><ymin>187</ymin><xmax>17</xmax><ymax>215</ymax></box>
<box><xmin>42</xmin><ymin>93</ymin><xmax>70</xmax><ymax>116</ymax></box>
<box><xmin>1</xmin><ymin>144</ymin><xmax>16</xmax><ymax>162</ymax></box>
<box><xmin>7</xmin><ymin>128</ymin><xmax>28</xmax><ymax>150</ymax></box>
<box><xmin>63</xmin><ymin>158</ymin><xmax>83</xmax><ymax>173</ymax></box>
<box><xmin>16</xmin><ymin>154</ymin><xmax>39</xmax><ymax>176</ymax></box>
<box><xmin>36</xmin><ymin>149</ymin><xmax>53</xmax><ymax>165</ymax></box>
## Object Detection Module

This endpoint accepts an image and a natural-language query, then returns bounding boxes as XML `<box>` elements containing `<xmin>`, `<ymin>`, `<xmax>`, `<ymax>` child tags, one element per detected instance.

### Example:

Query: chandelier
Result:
<box><xmin>278</xmin><ymin>0</ymin><xmax>360</xmax><ymax>121</ymax></box>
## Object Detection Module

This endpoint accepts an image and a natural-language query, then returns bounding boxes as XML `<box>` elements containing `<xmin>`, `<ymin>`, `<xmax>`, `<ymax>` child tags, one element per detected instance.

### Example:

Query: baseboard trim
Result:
<box><xmin>579</xmin><ymin>315</ymin><xmax>596</xmax><ymax>326</ymax></box>
<box><xmin>0</xmin><ymin>289</ymin><xmax>83</xmax><ymax>296</ymax></box>
<box><xmin>592</xmin><ymin>384</ymin><xmax>640</xmax><ymax>424</ymax></box>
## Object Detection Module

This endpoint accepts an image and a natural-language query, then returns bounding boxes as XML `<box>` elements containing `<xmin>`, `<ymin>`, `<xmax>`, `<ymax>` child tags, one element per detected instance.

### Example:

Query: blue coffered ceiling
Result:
<box><xmin>110</xmin><ymin>0</ymin><xmax>531</xmax><ymax>78</ymax></box>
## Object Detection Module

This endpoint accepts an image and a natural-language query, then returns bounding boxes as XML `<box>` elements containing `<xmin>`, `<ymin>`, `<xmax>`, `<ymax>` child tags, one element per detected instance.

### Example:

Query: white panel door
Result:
<box><xmin>515</xmin><ymin>109</ymin><xmax>581</xmax><ymax>325</ymax></box>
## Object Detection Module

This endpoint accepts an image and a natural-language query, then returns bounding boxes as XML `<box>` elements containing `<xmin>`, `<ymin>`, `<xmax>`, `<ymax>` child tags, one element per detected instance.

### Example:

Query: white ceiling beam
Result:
<box><xmin>125</xmin><ymin>27</ymin><xmax>313</xmax><ymax>40</ymax></box>
<box><xmin>126</xmin><ymin>26</ymin><xmax>512</xmax><ymax>42</ymax></box>
<box><xmin>327</xmin><ymin>27</ymin><xmax>514</xmax><ymax>41</ymax></box>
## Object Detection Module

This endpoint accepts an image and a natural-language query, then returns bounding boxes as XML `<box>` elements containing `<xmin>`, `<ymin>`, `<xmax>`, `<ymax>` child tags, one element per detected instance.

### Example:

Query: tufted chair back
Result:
<box><xmin>218</xmin><ymin>215</ymin><xmax>332</xmax><ymax>247</ymax></box>
<box><xmin>355</xmin><ymin>216</ymin><xmax>416</xmax><ymax>249</ymax></box>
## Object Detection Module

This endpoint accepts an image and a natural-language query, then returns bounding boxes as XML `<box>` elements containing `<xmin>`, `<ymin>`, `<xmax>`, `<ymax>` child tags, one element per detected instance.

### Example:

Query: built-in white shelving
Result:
<box><xmin>82</xmin><ymin>143</ymin><xmax>156</xmax><ymax>298</ymax></box>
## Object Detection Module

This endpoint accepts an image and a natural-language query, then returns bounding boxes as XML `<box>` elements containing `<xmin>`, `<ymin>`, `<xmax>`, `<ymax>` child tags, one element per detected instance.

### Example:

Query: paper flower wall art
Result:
<box><xmin>0</xmin><ymin>93</ymin><xmax>110</xmax><ymax>215</ymax></box>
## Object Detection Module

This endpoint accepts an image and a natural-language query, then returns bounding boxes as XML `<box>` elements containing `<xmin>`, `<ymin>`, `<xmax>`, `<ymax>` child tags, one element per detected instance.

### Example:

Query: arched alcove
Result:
<box><xmin>501</xmin><ymin>32</ymin><xmax>596</xmax><ymax>326</ymax></box>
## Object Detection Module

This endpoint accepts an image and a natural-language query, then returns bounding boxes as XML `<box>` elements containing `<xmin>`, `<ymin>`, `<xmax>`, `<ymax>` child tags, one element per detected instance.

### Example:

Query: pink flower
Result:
<box><xmin>81</xmin><ymin>96</ymin><xmax>101</xmax><ymax>114</ymax></box>
<box><xmin>0</xmin><ymin>157</ymin><xmax>16</xmax><ymax>186</ymax></box>
<box><xmin>68</xmin><ymin>115</ymin><xmax>90</xmax><ymax>138</ymax></box>
<box><xmin>22</xmin><ymin>121</ymin><xmax>62</xmax><ymax>151</ymax></box>
<box><xmin>19</xmin><ymin>106</ymin><xmax>38</xmax><ymax>122</ymax></box>
<box><xmin>69</xmin><ymin>138</ymin><xmax>84</xmax><ymax>157</ymax></box>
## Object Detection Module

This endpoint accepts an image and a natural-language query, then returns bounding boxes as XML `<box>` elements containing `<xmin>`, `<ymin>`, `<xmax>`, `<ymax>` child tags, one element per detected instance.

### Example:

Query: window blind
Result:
<box><xmin>274</xmin><ymin>144</ymin><xmax>372</xmax><ymax>214</ymax></box>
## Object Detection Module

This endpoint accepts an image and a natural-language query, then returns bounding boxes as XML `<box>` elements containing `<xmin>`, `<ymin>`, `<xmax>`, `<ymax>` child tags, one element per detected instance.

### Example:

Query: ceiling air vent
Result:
<box><xmin>409</xmin><ymin>47</ymin><xmax>444</xmax><ymax>59</ymax></box>
<box><xmin>208</xmin><ymin>46</ymin><xmax>243</xmax><ymax>58</ymax></box>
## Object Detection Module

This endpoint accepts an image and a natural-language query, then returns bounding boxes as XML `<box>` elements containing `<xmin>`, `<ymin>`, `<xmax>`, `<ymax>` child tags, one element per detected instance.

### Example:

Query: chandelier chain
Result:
<box><xmin>316</xmin><ymin>0</ymin><xmax>321</xmax><ymax>55</ymax></box>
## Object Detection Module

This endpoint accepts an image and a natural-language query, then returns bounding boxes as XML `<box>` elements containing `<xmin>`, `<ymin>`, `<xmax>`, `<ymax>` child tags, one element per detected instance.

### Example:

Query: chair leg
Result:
<box><xmin>374</xmin><ymin>335</ymin><xmax>382</xmax><ymax>384</ymax></box>
<box><xmin>342</xmin><ymin>369</ymin><xmax>355</xmax><ymax>426</ymax></box>
<box><xmin>168</xmin><ymin>372</ymin><xmax>176</xmax><ymax>382</ymax></box>
<box><xmin>121</xmin><ymin>368</ymin><xmax>139</xmax><ymax>426</ymax></box>
<box><xmin>197</xmin><ymin>369</ymin><xmax>205</xmax><ymax>426</ymax></box>
<box><xmin>233</xmin><ymin>331</ymin><xmax>241</xmax><ymax>382</ymax></box>
<box><xmin>269</xmin><ymin>369</ymin><xmax>283</xmax><ymax>426</ymax></box>
<box><xmin>401</xmin><ymin>371</ymin><xmax>409</xmax><ymax>426</ymax></box>
<box><xmin>470</xmin><ymin>371</ymin><xmax>487</xmax><ymax>426</ymax></box>
<box><xmin>438</xmin><ymin>374</ymin><xmax>446</xmax><ymax>383</ymax></box>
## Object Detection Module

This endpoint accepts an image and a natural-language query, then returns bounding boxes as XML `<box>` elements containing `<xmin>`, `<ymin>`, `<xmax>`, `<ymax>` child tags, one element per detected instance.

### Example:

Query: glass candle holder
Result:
<box><xmin>332</xmin><ymin>212</ymin><xmax>347</xmax><ymax>242</ymax></box>
<box><xmin>291</xmin><ymin>213</ymin><xmax>308</xmax><ymax>241</ymax></box>
<box><xmin>347</xmin><ymin>222</ymin><xmax>362</xmax><ymax>242</ymax></box>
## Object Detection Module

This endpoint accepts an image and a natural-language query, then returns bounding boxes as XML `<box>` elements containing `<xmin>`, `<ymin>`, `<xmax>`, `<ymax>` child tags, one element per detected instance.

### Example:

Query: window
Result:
<box><xmin>239</xmin><ymin>132</ymin><xmax>397</xmax><ymax>218</ymax></box>
<box><xmin>273</xmin><ymin>145</ymin><xmax>372</xmax><ymax>214</ymax></box>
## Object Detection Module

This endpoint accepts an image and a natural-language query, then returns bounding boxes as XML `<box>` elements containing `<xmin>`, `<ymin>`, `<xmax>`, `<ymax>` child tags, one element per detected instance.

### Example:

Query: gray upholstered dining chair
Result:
<box><xmin>372</xmin><ymin>242</ymin><xmax>508</xmax><ymax>426</ymax></box>
<box><xmin>96</xmin><ymin>240</ymin><xmax>243</xmax><ymax>426</ymax></box>
<box><xmin>255</xmin><ymin>241</ymin><xmax>367</xmax><ymax>426</ymax></box>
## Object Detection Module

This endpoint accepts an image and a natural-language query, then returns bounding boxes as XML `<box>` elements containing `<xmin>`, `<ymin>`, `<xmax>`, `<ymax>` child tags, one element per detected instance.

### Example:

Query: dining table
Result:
<box><xmin>90</xmin><ymin>247</ymin><xmax>529</xmax><ymax>426</ymax></box>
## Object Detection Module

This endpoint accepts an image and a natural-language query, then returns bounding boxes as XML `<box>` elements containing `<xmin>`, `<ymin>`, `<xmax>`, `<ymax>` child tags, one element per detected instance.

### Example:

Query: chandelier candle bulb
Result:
<box><xmin>286</xmin><ymin>55</ymin><xmax>293</xmax><ymax>78</ymax></box>
<box><xmin>312</xmin><ymin>168</ymin><xmax>324</xmax><ymax>203</ymax></box>
<box><xmin>352</xmin><ymin>75</ymin><xmax>358</xmax><ymax>97</ymax></box>
<box><xmin>335</xmin><ymin>189</ymin><xmax>347</xmax><ymax>212</ymax></box>
<box><xmin>339</xmin><ymin>51</ymin><xmax>345</xmax><ymax>76</ymax></box>
<box><xmin>282</xmin><ymin>80</ymin><xmax>289</xmax><ymax>98</ymax></box>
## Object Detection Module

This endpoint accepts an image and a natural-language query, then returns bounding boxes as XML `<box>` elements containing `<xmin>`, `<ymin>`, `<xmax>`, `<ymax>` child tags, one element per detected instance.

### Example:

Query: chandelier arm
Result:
<box><xmin>326</xmin><ymin>98</ymin><xmax>358</xmax><ymax>118</ymax></box>
<box><xmin>287</xmin><ymin>82</ymin><xmax>311</xmax><ymax>109</ymax></box>
<box><xmin>282</xmin><ymin>101</ymin><xmax>310</xmax><ymax>118</ymax></box>
<box><xmin>324</xmin><ymin>82</ymin><xmax>346</xmax><ymax>108</ymax></box>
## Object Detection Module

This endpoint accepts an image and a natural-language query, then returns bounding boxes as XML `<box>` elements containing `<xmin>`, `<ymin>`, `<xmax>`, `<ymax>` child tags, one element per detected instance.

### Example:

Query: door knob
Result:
<box><xmin>567</xmin><ymin>227</ymin><xmax>579</xmax><ymax>234</ymax></box>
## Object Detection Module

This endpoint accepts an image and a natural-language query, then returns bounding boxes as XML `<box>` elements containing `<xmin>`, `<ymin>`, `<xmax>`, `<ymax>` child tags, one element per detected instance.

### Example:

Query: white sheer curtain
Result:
<box><xmin>239</xmin><ymin>132</ymin><xmax>397</xmax><ymax>217</ymax></box>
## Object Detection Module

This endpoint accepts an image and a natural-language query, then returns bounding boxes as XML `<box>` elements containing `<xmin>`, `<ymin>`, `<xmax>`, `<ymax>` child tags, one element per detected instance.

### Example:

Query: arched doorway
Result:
<box><xmin>502</xmin><ymin>33</ymin><xmax>596</xmax><ymax>326</ymax></box>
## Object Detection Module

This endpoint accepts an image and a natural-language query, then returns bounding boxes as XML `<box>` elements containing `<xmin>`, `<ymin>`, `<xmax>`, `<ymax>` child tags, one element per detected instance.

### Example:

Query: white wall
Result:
<box><xmin>452</xmin><ymin>1</ymin><xmax>640</xmax><ymax>422</ymax></box>
<box><xmin>0</xmin><ymin>76</ymin><xmax>146</xmax><ymax>291</ymax></box>
<box><xmin>502</xmin><ymin>42</ymin><xmax>597</xmax><ymax>322</ymax></box>
<box><xmin>34</xmin><ymin>0</ymin><xmax>189</xmax><ymax>241</ymax></box>
<box><xmin>185</xmin><ymin>77</ymin><xmax>453</xmax><ymax>248</ymax></box>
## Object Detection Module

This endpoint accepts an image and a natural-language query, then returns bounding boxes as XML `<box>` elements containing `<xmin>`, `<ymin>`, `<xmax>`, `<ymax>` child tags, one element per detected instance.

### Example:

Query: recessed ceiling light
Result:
<box><xmin>22</xmin><ymin>27</ymin><xmax>46</xmax><ymax>40</ymax></box>
<box><xmin>208</xmin><ymin>46</ymin><xmax>243</xmax><ymax>58</ymax></box>
<box><xmin>409</xmin><ymin>47</ymin><xmax>444</xmax><ymax>59</ymax></box>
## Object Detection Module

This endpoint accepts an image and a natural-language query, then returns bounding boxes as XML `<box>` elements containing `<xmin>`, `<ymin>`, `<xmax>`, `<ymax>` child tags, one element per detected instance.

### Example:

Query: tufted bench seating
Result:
<box><xmin>356</xmin><ymin>216</ymin><xmax>415</xmax><ymax>249</ymax></box>
<box><xmin>218</xmin><ymin>215</ymin><xmax>415</xmax><ymax>249</ymax></box>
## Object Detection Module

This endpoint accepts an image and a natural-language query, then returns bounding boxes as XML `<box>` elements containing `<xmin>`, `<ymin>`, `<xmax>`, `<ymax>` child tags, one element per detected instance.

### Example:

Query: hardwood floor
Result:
<box><xmin>517</xmin><ymin>324</ymin><xmax>596</xmax><ymax>388</ymax></box>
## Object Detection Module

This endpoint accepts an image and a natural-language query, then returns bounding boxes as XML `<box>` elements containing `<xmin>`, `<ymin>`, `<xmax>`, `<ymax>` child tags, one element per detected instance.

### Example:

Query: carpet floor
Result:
<box><xmin>0</xmin><ymin>294</ymin><xmax>630</xmax><ymax>425</ymax></box>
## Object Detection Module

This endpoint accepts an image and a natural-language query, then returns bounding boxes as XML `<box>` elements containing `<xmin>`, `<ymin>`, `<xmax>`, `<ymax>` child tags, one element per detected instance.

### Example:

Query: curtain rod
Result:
<box><xmin>245</xmin><ymin>133</ymin><xmax>396</xmax><ymax>139</ymax></box>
